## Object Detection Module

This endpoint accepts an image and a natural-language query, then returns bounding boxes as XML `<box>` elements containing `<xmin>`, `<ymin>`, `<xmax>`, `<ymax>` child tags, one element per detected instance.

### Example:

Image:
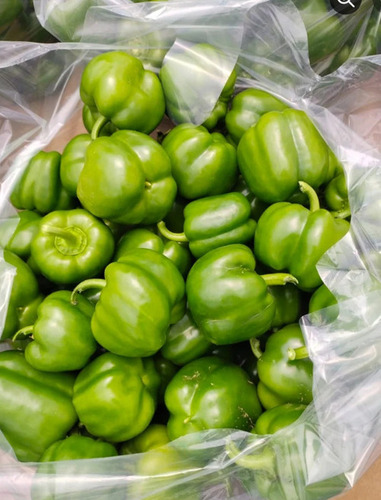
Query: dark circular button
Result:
<box><xmin>330</xmin><ymin>0</ymin><xmax>362</xmax><ymax>14</ymax></box>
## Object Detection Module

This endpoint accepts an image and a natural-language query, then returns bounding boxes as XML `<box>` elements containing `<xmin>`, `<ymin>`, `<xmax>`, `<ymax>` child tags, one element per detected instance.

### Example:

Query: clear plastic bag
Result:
<box><xmin>0</xmin><ymin>0</ymin><xmax>54</xmax><ymax>42</ymax></box>
<box><xmin>1</xmin><ymin>0</ymin><xmax>381</xmax><ymax>498</ymax></box>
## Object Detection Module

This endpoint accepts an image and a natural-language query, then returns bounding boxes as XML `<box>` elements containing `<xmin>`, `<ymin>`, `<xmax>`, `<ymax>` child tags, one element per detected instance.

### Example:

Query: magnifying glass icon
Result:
<box><xmin>337</xmin><ymin>0</ymin><xmax>356</xmax><ymax>8</ymax></box>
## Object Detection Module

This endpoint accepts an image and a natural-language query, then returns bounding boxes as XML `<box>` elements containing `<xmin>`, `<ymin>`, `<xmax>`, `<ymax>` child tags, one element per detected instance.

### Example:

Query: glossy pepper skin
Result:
<box><xmin>161</xmin><ymin>310</ymin><xmax>212</xmax><ymax>366</ymax></box>
<box><xmin>31</xmin><ymin>208</ymin><xmax>115</xmax><ymax>285</ymax></box>
<box><xmin>254</xmin><ymin>182</ymin><xmax>350</xmax><ymax>291</ymax></box>
<box><xmin>253</xmin><ymin>324</ymin><xmax>313</xmax><ymax>405</ymax></box>
<box><xmin>72</xmin><ymin>249</ymin><xmax>185</xmax><ymax>358</ymax></box>
<box><xmin>73</xmin><ymin>352</ymin><xmax>160</xmax><ymax>442</ymax></box>
<box><xmin>324</xmin><ymin>172</ymin><xmax>349</xmax><ymax>217</ymax></box>
<box><xmin>77</xmin><ymin>130</ymin><xmax>177</xmax><ymax>225</ymax></box>
<box><xmin>120</xmin><ymin>424</ymin><xmax>169</xmax><ymax>455</ymax></box>
<box><xmin>60</xmin><ymin>133</ymin><xmax>92</xmax><ymax>196</ymax></box>
<box><xmin>160</xmin><ymin>43</ymin><xmax>236</xmax><ymax>127</ymax></box>
<box><xmin>0</xmin><ymin>210</ymin><xmax>41</xmax><ymax>259</ymax></box>
<box><xmin>269</xmin><ymin>284</ymin><xmax>302</xmax><ymax>329</ymax></box>
<box><xmin>115</xmin><ymin>227</ymin><xmax>192</xmax><ymax>277</ymax></box>
<box><xmin>39</xmin><ymin>435</ymin><xmax>118</xmax><ymax>461</ymax></box>
<box><xmin>237</xmin><ymin>109</ymin><xmax>337</xmax><ymax>203</ymax></box>
<box><xmin>186</xmin><ymin>244</ymin><xmax>297</xmax><ymax>345</ymax></box>
<box><xmin>2</xmin><ymin>250</ymin><xmax>40</xmax><ymax>340</ymax></box>
<box><xmin>165</xmin><ymin>356</ymin><xmax>262</xmax><ymax>440</ymax></box>
<box><xmin>309</xmin><ymin>284</ymin><xmax>337</xmax><ymax>313</ymax></box>
<box><xmin>80</xmin><ymin>51</ymin><xmax>165</xmax><ymax>134</ymax></box>
<box><xmin>10</xmin><ymin>151</ymin><xmax>74</xmax><ymax>214</ymax></box>
<box><xmin>162</xmin><ymin>123</ymin><xmax>237</xmax><ymax>200</ymax></box>
<box><xmin>254</xmin><ymin>403</ymin><xmax>307</xmax><ymax>435</ymax></box>
<box><xmin>158</xmin><ymin>192</ymin><xmax>257</xmax><ymax>258</ymax></box>
<box><xmin>15</xmin><ymin>290</ymin><xmax>96</xmax><ymax>372</ymax></box>
<box><xmin>0</xmin><ymin>350</ymin><xmax>77</xmax><ymax>462</ymax></box>
<box><xmin>225</xmin><ymin>89</ymin><xmax>288</xmax><ymax>144</ymax></box>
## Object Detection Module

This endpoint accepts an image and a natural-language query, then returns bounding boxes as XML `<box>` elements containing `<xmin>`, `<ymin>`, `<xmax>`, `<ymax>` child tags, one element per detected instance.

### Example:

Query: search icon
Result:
<box><xmin>330</xmin><ymin>0</ymin><xmax>362</xmax><ymax>14</ymax></box>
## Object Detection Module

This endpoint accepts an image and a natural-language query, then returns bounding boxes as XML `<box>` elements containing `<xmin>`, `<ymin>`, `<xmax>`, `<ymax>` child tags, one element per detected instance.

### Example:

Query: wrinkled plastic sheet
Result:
<box><xmin>0</xmin><ymin>0</ymin><xmax>381</xmax><ymax>498</ymax></box>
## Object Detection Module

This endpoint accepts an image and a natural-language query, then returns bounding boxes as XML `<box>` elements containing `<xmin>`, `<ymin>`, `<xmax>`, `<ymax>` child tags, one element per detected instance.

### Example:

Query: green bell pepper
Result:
<box><xmin>153</xmin><ymin>354</ymin><xmax>178</xmax><ymax>403</ymax></box>
<box><xmin>39</xmin><ymin>435</ymin><xmax>118</xmax><ymax>461</ymax></box>
<box><xmin>0</xmin><ymin>350</ymin><xmax>77</xmax><ymax>462</ymax></box>
<box><xmin>254</xmin><ymin>182</ymin><xmax>350</xmax><ymax>290</ymax></box>
<box><xmin>256</xmin><ymin>381</ymin><xmax>287</xmax><ymax>410</ymax></box>
<box><xmin>73</xmin><ymin>352</ymin><xmax>160</xmax><ymax>442</ymax></box>
<box><xmin>31</xmin><ymin>208</ymin><xmax>115</xmax><ymax>285</ymax></box>
<box><xmin>210</xmin><ymin>342</ymin><xmax>259</xmax><ymax>384</ymax></box>
<box><xmin>0</xmin><ymin>210</ymin><xmax>41</xmax><ymax>259</ymax></box>
<box><xmin>80</xmin><ymin>51</ymin><xmax>165</xmax><ymax>134</ymax></box>
<box><xmin>13</xmin><ymin>290</ymin><xmax>96</xmax><ymax>372</ymax></box>
<box><xmin>77</xmin><ymin>130</ymin><xmax>177</xmax><ymax>225</ymax></box>
<box><xmin>2</xmin><ymin>250</ymin><xmax>40</xmax><ymax>340</ymax></box>
<box><xmin>186</xmin><ymin>244</ymin><xmax>298</xmax><ymax>345</ymax></box>
<box><xmin>162</xmin><ymin>123</ymin><xmax>237</xmax><ymax>200</ymax></box>
<box><xmin>252</xmin><ymin>323</ymin><xmax>313</xmax><ymax>406</ymax></box>
<box><xmin>10</xmin><ymin>151</ymin><xmax>74</xmax><ymax>214</ymax></box>
<box><xmin>237</xmin><ymin>109</ymin><xmax>337</xmax><ymax>203</ymax></box>
<box><xmin>115</xmin><ymin>227</ymin><xmax>192</xmax><ymax>277</ymax></box>
<box><xmin>309</xmin><ymin>284</ymin><xmax>337</xmax><ymax>313</ymax></box>
<box><xmin>120</xmin><ymin>423</ymin><xmax>169</xmax><ymax>455</ymax></box>
<box><xmin>82</xmin><ymin>106</ymin><xmax>117</xmax><ymax>137</ymax></box>
<box><xmin>269</xmin><ymin>284</ymin><xmax>302</xmax><ymax>329</ymax></box>
<box><xmin>165</xmin><ymin>356</ymin><xmax>262</xmax><ymax>440</ymax></box>
<box><xmin>160</xmin><ymin>43</ymin><xmax>236</xmax><ymax>127</ymax></box>
<box><xmin>60</xmin><ymin>134</ymin><xmax>92</xmax><ymax>197</ymax></box>
<box><xmin>254</xmin><ymin>403</ymin><xmax>307</xmax><ymax>435</ymax></box>
<box><xmin>161</xmin><ymin>310</ymin><xmax>212</xmax><ymax>366</ymax></box>
<box><xmin>226</xmin><ymin>89</ymin><xmax>288</xmax><ymax>144</ymax></box>
<box><xmin>324</xmin><ymin>172</ymin><xmax>350</xmax><ymax>218</ymax></box>
<box><xmin>72</xmin><ymin>248</ymin><xmax>185</xmax><ymax>357</ymax></box>
<box><xmin>157</xmin><ymin>192</ymin><xmax>256</xmax><ymax>258</ymax></box>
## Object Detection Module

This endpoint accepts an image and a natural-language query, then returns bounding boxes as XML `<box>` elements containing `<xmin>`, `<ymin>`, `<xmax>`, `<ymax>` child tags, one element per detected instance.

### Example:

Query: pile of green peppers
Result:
<box><xmin>0</xmin><ymin>47</ymin><xmax>348</xmax><ymax>499</ymax></box>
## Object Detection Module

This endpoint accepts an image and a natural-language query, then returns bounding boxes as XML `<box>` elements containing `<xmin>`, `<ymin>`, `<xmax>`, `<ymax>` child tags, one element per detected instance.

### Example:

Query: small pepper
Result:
<box><xmin>253</xmin><ymin>403</ymin><xmax>307</xmax><ymax>435</ymax></box>
<box><xmin>0</xmin><ymin>210</ymin><xmax>41</xmax><ymax>259</ymax></box>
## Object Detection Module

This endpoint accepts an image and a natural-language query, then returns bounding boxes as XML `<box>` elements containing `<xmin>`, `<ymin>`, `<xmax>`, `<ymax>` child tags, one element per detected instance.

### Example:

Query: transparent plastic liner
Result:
<box><xmin>0</xmin><ymin>0</ymin><xmax>381</xmax><ymax>498</ymax></box>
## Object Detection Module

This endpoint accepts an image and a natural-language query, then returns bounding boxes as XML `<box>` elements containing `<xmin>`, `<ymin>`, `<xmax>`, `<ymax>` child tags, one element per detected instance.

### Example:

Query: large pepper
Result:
<box><xmin>157</xmin><ymin>192</ymin><xmax>256</xmax><ymax>258</ymax></box>
<box><xmin>115</xmin><ymin>227</ymin><xmax>192</xmax><ymax>277</ymax></box>
<box><xmin>80</xmin><ymin>51</ymin><xmax>165</xmax><ymax>134</ymax></box>
<box><xmin>0</xmin><ymin>210</ymin><xmax>41</xmax><ymax>259</ymax></box>
<box><xmin>160</xmin><ymin>43</ymin><xmax>236</xmax><ymax>127</ymax></box>
<box><xmin>31</xmin><ymin>208</ymin><xmax>115</xmax><ymax>285</ymax></box>
<box><xmin>161</xmin><ymin>123</ymin><xmax>237</xmax><ymax>200</ymax></box>
<box><xmin>237</xmin><ymin>109</ymin><xmax>337</xmax><ymax>203</ymax></box>
<box><xmin>254</xmin><ymin>182</ymin><xmax>350</xmax><ymax>290</ymax></box>
<box><xmin>251</xmin><ymin>323</ymin><xmax>313</xmax><ymax>406</ymax></box>
<box><xmin>72</xmin><ymin>249</ymin><xmax>185</xmax><ymax>357</ymax></box>
<box><xmin>165</xmin><ymin>356</ymin><xmax>262</xmax><ymax>440</ymax></box>
<box><xmin>1</xmin><ymin>250</ymin><xmax>40</xmax><ymax>340</ymax></box>
<box><xmin>10</xmin><ymin>151</ymin><xmax>74</xmax><ymax>214</ymax></box>
<box><xmin>77</xmin><ymin>130</ymin><xmax>177</xmax><ymax>225</ymax></box>
<box><xmin>0</xmin><ymin>350</ymin><xmax>77</xmax><ymax>462</ymax></box>
<box><xmin>186</xmin><ymin>244</ymin><xmax>297</xmax><ymax>345</ymax></box>
<box><xmin>39</xmin><ymin>435</ymin><xmax>118</xmax><ymax>462</ymax></box>
<box><xmin>73</xmin><ymin>352</ymin><xmax>160</xmax><ymax>442</ymax></box>
<box><xmin>14</xmin><ymin>290</ymin><xmax>96</xmax><ymax>372</ymax></box>
<box><xmin>254</xmin><ymin>403</ymin><xmax>307</xmax><ymax>435</ymax></box>
<box><xmin>225</xmin><ymin>89</ymin><xmax>288</xmax><ymax>144</ymax></box>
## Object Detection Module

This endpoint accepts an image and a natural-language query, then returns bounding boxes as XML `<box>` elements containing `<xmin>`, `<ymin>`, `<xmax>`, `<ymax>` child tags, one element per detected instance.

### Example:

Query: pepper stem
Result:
<box><xmin>71</xmin><ymin>279</ymin><xmax>106</xmax><ymax>305</ymax></box>
<box><xmin>260</xmin><ymin>273</ymin><xmax>298</xmax><ymax>287</ymax></box>
<box><xmin>288</xmin><ymin>346</ymin><xmax>310</xmax><ymax>361</ymax></box>
<box><xmin>250</xmin><ymin>338</ymin><xmax>263</xmax><ymax>359</ymax></box>
<box><xmin>157</xmin><ymin>221</ymin><xmax>188</xmax><ymax>243</ymax></box>
<box><xmin>41</xmin><ymin>225</ymin><xmax>79</xmax><ymax>244</ymax></box>
<box><xmin>298</xmin><ymin>181</ymin><xmax>320</xmax><ymax>212</ymax></box>
<box><xmin>91</xmin><ymin>115</ymin><xmax>109</xmax><ymax>141</ymax></box>
<box><xmin>13</xmin><ymin>325</ymin><xmax>34</xmax><ymax>341</ymax></box>
<box><xmin>226</xmin><ymin>441</ymin><xmax>275</xmax><ymax>472</ymax></box>
<box><xmin>331</xmin><ymin>208</ymin><xmax>351</xmax><ymax>219</ymax></box>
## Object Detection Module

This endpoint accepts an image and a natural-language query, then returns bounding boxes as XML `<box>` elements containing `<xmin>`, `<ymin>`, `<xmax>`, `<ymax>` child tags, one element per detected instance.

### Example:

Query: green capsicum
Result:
<box><xmin>31</xmin><ymin>208</ymin><xmax>115</xmax><ymax>285</ymax></box>
<box><xmin>324</xmin><ymin>172</ymin><xmax>350</xmax><ymax>218</ymax></box>
<box><xmin>60</xmin><ymin>134</ymin><xmax>92</xmax><ymax>197</ymax></box>
<box><xmin>0</xmin><ymin>350</ymin><xmax>77</xmax><ymax>462</ymax></box>
<box><xmin>80</xmin><ymin>51</ymin><xmax>165</xmax><ymax>134</ymax></box>
<box><xmin>308</xmin><ymin>284</ymin><xmax>339</xmax><ymax>324</ymax></box>
<box><xmin>253</xmin><ymin>403</ymin><xmax>307</xmax><ymax>435</ymax></box>
<box><xmin>120</xmin><ymin>424</ymin><xmax>169</xmax><ymax>455</ymax></box>
<box><xmin>186</xmin><ymin>244</ymin><xmax>298</xmax><ymax>345</ymax></box>
<box><xmin>254</xmin><ymin>182</ymin><xmax>350</xmax><ymax>290</ymax></box>
<box><xmin>161</xmin><ymin>123</ymin><xmax>237</xmax><ymax>200</ymax></box>
<box><xmin>251</xmin><ymin>323</ymin><xmax>313</xmax><ymax>406</ymax></box>
<box><xmin>269</xmin><ymin>284</ymin><xmax>302</xmax><ymax>329</ymax></box>
<box><xmin>39</xmin><ymin>434</ymin><xmax>118</xmax><ymax>461</ymax></box>
<box><xmin>157</xmin><ymin>192</ymin><xmax>256</xmax><ymax>258</ymax></box>
<box><xmin>1</xmin><ymin>250</ymin><xmax>40</xmax><ymax>340</ymax></box>
<box><xmin>225</xmin><ymin>89</ymin><xmax>288</xmax><ymax>144</ymax></box>
<box><xmin>77</xmin><ymin>130</ymin><xmax>177</xmax><ymax>225</ymax></box>
<box><xmin>165</xmin><ymin>356</ymin><xmax>262</xmax><ymax>440</ymax></box>
<box><xmin>115</xmin><ymin>227</ymin><xmax>192</xmax><ymax>277</ymax></box>
<box><xmin>237</xmin><ymin>109</ymin><xmax>337</xmax><ymax>203</ymax></box>
<box><xmin>73</xmin><ymin>352</ymin><xmax>160</xmax><ymax>442</ymax></box>
<box><xmin>82</xmin><ymin>106</ymin><xmax>117</xmax><ymax>137</ymax></box>
<box><xmin>72</xmin><ymin>248</ymin><xmax>185</xmax><ymax>357</ymax></box>
<box><xmin>0</xmin><ymin>210</ymin><xmax>41</xmax><ymax>259</ymax></box>
<box><xmin>10</xmin><ymin>151</ymin><xmax>74</xmax><ymax>214</ymax></box>
<box><xmin>13</xmin><ymin>290</ymin><xmax>96</xmax><ymax>372</ymax></box>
